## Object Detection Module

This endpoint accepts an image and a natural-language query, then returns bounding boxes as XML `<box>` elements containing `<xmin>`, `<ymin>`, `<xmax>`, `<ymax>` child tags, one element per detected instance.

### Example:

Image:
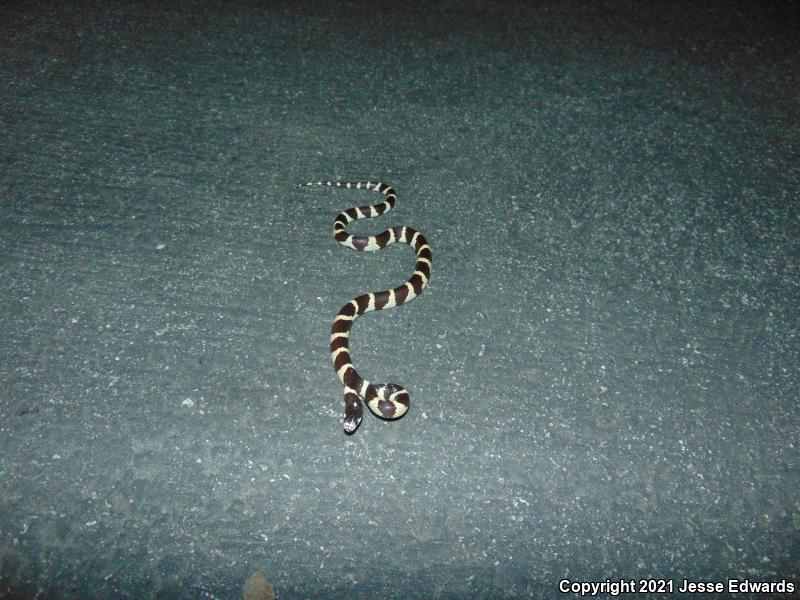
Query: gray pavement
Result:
<box><xmin>1</xmin><ymin>1</ymin><xmax>798</xmax><ymax>598</ymax></box>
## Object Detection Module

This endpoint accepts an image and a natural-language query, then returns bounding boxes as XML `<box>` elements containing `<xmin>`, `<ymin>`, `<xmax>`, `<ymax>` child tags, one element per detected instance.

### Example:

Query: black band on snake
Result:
<box><xmin>305</xmin><ymin>181</ymin><xmax>432</xmax><ymax>434</ymax></box>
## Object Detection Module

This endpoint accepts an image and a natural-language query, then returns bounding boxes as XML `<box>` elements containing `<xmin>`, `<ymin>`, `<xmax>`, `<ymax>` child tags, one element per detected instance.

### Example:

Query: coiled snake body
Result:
<box><xmin>305</xmin><ymin>181</ymin><xmax>432</xmax><ymax>433</ymax></box>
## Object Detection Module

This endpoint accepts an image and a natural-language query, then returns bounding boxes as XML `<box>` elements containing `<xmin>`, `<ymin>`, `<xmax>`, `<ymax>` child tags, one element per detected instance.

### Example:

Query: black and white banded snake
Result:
<box><xmin>305</xmin><ymin>181</ymin><xmax>432</xmax><ymax>433</ymax></box>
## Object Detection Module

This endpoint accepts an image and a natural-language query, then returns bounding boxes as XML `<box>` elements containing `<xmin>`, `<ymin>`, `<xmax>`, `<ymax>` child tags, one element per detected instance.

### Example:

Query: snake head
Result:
<box><xmin>343</xmin><ymin>392</ymin><xmax>363</xmax><ymax>434</ymax></box>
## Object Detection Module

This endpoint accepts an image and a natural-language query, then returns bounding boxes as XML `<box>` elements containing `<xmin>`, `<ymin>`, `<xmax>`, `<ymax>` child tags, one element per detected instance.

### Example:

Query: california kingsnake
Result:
<box><xmin>305</xmin><ymin>181</ymin><xmax>432</xmax><ymax>433</ymax></box>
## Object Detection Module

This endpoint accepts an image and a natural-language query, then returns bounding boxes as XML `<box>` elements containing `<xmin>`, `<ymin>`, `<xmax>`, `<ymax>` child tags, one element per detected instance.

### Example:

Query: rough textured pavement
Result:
<box><xmin>1</xmin><ymin>1</ymin><xmax>798</xmax><ymax>598</ymax></box>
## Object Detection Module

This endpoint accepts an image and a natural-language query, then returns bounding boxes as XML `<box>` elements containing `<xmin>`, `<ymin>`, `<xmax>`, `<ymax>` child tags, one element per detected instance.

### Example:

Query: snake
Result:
<box><xmin>305</xmin><ymin>181</ymin><xmax>432</xmax><ymax>433</ymax></box>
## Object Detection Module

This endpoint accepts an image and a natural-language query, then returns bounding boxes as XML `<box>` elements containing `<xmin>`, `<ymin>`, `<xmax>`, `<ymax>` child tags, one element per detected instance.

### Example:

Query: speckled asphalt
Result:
<box><xmin>1</xmin><ymin>1</ymin><xmax>798</xmax><ymax>598</ymax></box>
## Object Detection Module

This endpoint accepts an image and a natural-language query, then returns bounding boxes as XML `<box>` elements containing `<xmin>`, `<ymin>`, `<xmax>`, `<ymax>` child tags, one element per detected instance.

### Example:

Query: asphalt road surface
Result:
<box><xmin>1</xmin><ymin>1</ymin><xmax>798</xmax><ymax>598</ymax></box>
